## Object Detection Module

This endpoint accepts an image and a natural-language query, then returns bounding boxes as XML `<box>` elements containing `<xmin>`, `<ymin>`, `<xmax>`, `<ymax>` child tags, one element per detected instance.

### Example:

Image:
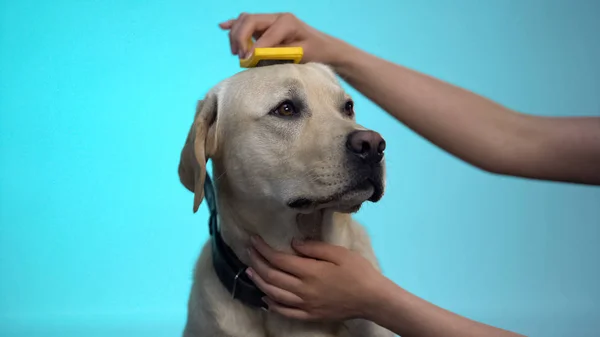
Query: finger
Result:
<box><xmin>248</xmin><ymin>246</ymin><xmax>303</xmax><ymax>291</ymax></box>
<box><xmin>229</xmin><ymin>13</ymin><xmax>248</xmax><ymax>57</ymax></box>
<box><xmin>227</xmin><ymin>29</ymin><xmax>236</xmax><ymax>55</ymax></box>
<box><xmin>218</xmin><ymin>19</ymin><xmax>234</xmax><ymax>30</ymax></box>
<box><xmin>246</xmin><ymin>268</ymin><xmax>304</xmax><ymax>307</ymax></box>
<box><xmin>263</xmin><ymin>297</ymin><xmax>315</xmax><ymax>321</ymax></box>
<box><xmin>218</xmin><ymin>18</ymin><xmax>237</xmax><ymax>55</ymax></box>
<box><xmin>231</xmin><ymin>14</ymin><xmax>280</xmax><ymax>58</ymax></box>
<box><xmin>292</xmin><ymin>239</ymin><xmax>347</xmax><ymax>265</ymax></box>
<box><xmin>253</xmin><ymin>15</ymin><xmax>296</xmax><ymax>49</ymax></box>
<box><xmin>250</xmin><ymin>236</ymin><xmax>313</xmax><ymax>276</ymax></box>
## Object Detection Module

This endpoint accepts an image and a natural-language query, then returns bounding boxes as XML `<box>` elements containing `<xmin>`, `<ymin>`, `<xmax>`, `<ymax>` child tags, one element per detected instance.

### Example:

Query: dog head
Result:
<box><xmin>179</xmin><ymin>63</ymin><xmax>386</xmax><ymax>214</ymax></box>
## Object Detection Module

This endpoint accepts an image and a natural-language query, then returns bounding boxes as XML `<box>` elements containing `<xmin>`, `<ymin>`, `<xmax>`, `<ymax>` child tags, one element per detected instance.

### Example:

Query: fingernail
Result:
<box><xmin>238</xmin><ymin>50</ymin><xmax>245</xmax><ymax>59</ymax></box>
<box><xmin>246</xmin><ymin>268</ymin><xmax>253</xmax><ymax>278</ymax></box>
<box><xmin>245</xmin><ymin>51</ymin><xmax>252</xmax><ymax>59</ymax></box>
<box><xmin>260</xmin><ymin>297</ymin><xmax>269</xmax><ymax>311</ymax></box>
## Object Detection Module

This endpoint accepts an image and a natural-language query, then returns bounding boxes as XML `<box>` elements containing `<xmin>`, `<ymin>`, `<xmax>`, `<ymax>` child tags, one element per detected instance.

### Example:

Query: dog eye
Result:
<box><xmin>344</xmin><ymin>100</ymin><xmax>354</xmax><ymax>117</ymax></box>
<box><xmin>272</xmin><ymin>100</ymin><xmax>298</xmax><ymax>117</ymax></box>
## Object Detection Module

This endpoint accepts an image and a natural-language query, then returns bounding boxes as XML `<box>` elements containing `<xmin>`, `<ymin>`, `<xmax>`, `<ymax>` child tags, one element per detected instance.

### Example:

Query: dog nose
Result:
<box><xmin>346</xmin><ymin>130</ymin><xmax>386</xmax><ymax>164</ymax></box>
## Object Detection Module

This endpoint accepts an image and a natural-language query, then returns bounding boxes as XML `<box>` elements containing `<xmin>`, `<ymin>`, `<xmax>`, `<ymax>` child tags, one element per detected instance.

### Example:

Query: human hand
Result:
<box><xmin>218</xmin><ymin>13</ymin><xmax>346</xmax><ymax>64</ymax></box>
<box><xmin>247</xmin><ymin>239</ymin><xmax>526</xmax><ymax>337</ymax></box>
<box><xmin>245</xmin><ymin>235</ymin><xmax>386</xmax><ymax>321</ymax></box>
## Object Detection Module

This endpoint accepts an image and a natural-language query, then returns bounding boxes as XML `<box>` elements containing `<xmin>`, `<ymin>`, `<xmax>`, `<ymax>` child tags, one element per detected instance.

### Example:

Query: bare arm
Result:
<box><xmin>366</xmin><ymin>276</ymin><xmax>525</xmax><ymax>337</ymax></box>
<box><xmin>220</xmin><ymin>13</ymin><xmax>600</xmax><ymax>185</ymax></box>
<box><xmin>246</xmin><ymin>237</ymin><xmax>526</xmax><ymax>337</ymax></box>
<box><xmin>330</xmin><ymin>42</ymin><xmax>600</xmax><ymax>185</ymax></box>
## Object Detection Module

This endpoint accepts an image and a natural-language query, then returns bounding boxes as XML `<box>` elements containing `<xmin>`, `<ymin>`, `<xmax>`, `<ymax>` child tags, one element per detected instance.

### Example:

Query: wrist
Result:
<box><xmin>323</xmin><ymin>37</ymin><xmax>360</xmax><ymax>71</ymax></box>
<box><xmin>358</xmin><ymin>273</ymin><xmax>404</xmax><ymax>321</ymax></box>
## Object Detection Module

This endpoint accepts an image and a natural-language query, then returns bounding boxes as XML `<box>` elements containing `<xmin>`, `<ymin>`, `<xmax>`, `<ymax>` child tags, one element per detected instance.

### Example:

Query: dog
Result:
<box><xmin>178</xmin><ymin>62</ymin><xmax>393</xmax><ymax>337</ymax></box>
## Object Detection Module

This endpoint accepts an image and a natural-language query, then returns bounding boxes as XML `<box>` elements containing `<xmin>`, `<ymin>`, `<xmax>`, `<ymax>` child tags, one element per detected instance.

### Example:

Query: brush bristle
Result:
<box><xmin>255</xmin><ymin>59</ymin><xmax>295</xmax><ymax>67</ymax></box>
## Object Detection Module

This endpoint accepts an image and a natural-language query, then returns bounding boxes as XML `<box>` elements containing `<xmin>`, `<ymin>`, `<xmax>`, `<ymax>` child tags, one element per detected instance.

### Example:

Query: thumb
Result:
<box><xmin>292</xmin><ymin>239</ymin><xmax>347</xmax><ymax>264</ymax></box>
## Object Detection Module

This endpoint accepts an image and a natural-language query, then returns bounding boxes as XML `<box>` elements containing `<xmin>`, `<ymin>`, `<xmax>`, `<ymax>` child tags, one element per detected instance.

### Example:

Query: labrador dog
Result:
<box><xmin>178</xmin><ymin>62</ymin><xmax>393</xmax><ymax>337</ymax></box>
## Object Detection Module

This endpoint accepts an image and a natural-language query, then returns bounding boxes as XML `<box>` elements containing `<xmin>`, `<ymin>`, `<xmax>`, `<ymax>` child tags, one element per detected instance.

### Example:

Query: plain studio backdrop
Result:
<box><xmin>1</xmin><ymin>1</ymin><xmax>599</xmax><ymax>336</ymax></box>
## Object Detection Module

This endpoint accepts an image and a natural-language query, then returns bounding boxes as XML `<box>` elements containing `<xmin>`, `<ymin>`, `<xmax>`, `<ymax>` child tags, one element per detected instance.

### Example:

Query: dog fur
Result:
<box><xmin>178</xmin><ymin>62</ymin><xmax>394</xmax><ymax>337</ymax></box>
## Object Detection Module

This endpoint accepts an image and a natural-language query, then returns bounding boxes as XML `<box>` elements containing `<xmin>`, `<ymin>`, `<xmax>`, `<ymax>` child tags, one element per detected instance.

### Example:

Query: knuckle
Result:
<box><xmin>257</xmin><ymin>279</ymin><xmax>271</xmax><ymax>295</ymax></box>
<box><xmin>238</xmin><ymin>13</ymin><xmax>252</xmax><ymax>25</ymax></box>
<box><xmin>255</xmin><ymin>263</ymin><xmax>268</xmax><ymax>276</ymax></box>
<box><xmin>251</xmin><ymin>271</ymin><xmax>264</xmax><ymax>284</ymax></box>
<box><xmin>304</xmin><ymin>267</ymin><xmax>319</xmax><ymax>279</ymax></box>
<box><xmin>271</xmin><ymin>305</ymin><xmax>283</xmax><ymax>315</ymax></box>
<box><xmin>281</xmin><ymin>12</ymin><xmax>296</xmax><ymax>20</ymax></box>
<box><xmin>232</xmin><ymin>26</ymin><xmax>242</xmax><ymax>39</ymax></box>
<box><xmin>305</xmin><ymin>303</ymin><xmax>318</xmax><ymax>314</ymax></box>
<box><xmin>264</xmin><ymin>270</ymin><xmax>276</xmax><ymax>283</ymax></box>
<box><xmin>233</xmin><ymin>25</ymin><xmax>249</xmax><ymax>40</ymax></box>
<box><xmin>305</xmin><ymin>288</ymin><xmax>319</xmax><ymax>301</ymax></box>
<box><xmin>273</xmin><ymin>291</ymin><xmax>288</xmax><ymax>303</ymax></box>
<box><xmin>270</xmin><ymin>254</ymin><xmax>285</xmax><ymax>266</ymax></box>
<box><xmin>263</xmin><ymin>286</ymin><xmax>277</xmax><ymax>299</ymax></box>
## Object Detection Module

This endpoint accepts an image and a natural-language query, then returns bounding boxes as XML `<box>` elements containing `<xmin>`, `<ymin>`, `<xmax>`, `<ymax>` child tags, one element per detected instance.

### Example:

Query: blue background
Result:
<box><xmin>1</xmin><ymin>1</ymin><xmax>599</xmax><ymax>336</ymax></box>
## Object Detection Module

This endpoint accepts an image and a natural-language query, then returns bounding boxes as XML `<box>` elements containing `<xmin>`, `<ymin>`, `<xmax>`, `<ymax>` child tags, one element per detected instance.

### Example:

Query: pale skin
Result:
<box><xmin>218</xmin><ymin>12</ymin><xmax>600</xmax><ymax>337</ymax></box>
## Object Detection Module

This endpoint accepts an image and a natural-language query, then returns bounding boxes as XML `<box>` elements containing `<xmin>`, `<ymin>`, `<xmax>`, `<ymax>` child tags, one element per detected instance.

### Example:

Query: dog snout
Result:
<box><xmin>346</xmin><ymin>130</ymin><xmax>386</xmax><ymax>164</ymax></box>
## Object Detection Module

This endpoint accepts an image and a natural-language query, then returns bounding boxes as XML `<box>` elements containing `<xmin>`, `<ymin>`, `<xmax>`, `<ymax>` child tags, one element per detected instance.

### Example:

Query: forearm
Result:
<box><xmin>329</xmin><ymin>41</ymin><xmax>600</xmax><ymax>185</ymax></box>
<box><xmin>364</xmin><ymin>278</ymin><xmax>525</xmax><ymax>337</ymax></box>
<box><xmin>329</xmin><ymin>40</ymin><xmax>519</xmax><ymax>171</ymax></box>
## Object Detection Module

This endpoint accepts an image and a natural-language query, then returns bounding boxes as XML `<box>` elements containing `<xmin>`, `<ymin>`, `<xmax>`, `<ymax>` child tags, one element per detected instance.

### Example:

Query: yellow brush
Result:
<box><xmin>239</xmin><ymin>38</ymin><xmax>303</xmax><ymax>68</ymax></box>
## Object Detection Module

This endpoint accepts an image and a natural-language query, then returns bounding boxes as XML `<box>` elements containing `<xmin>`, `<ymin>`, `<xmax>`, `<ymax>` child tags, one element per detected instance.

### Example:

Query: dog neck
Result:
<box><xmin>213</xmin><ymin>178</ymin><xmax>335</xmax><ymax>266</ymax></box>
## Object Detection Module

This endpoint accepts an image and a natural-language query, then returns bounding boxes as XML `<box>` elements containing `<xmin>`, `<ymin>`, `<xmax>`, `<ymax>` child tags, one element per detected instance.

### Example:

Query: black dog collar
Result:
<box><xmin>203</xmin><ymin>173</ymin><xmax>267</xmax><ymax>310</ymax></box>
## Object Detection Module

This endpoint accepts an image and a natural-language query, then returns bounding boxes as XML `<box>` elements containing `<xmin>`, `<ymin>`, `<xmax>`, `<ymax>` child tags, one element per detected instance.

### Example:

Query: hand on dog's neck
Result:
<box><xmin>213</xmin><ymin>177</ymin><xmax>333</xmax><ymax>265</ymax></box>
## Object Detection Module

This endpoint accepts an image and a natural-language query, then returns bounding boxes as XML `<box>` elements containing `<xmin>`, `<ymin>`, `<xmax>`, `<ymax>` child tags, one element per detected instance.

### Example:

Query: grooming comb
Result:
<box><xmin>239</xmin><ymin>38</ymin><xmax>303</xmax><ymax>68</ymax></box>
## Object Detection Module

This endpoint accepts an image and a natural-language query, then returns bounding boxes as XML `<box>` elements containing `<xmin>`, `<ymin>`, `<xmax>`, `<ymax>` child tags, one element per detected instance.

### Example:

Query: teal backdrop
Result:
<box><xmin>1</xmin><ymin>1</ymin><xmax>599</xmax><ymax>336</ymax></box>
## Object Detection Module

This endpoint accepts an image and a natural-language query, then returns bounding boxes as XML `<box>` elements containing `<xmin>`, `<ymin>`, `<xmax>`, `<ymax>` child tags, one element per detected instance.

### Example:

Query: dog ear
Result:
<box><xmin>178</xmin><ymin>94</ymin><xmax>218</xmax><ymax>213</ymax></box>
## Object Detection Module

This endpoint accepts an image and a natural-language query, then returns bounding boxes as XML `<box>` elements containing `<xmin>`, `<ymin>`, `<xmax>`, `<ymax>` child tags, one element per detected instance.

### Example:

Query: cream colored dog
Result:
<box><xmin>178</xmin><ymin>62</ymin><xmax>393</xmax><ymax>337</ymax></box>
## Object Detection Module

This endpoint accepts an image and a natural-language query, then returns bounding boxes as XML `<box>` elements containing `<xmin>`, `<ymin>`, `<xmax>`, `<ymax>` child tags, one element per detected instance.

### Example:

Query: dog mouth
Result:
<box><xmin>287</xmin><ymin>177</ymin><xmax>383</xmax><ymax>212</ymax></box>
